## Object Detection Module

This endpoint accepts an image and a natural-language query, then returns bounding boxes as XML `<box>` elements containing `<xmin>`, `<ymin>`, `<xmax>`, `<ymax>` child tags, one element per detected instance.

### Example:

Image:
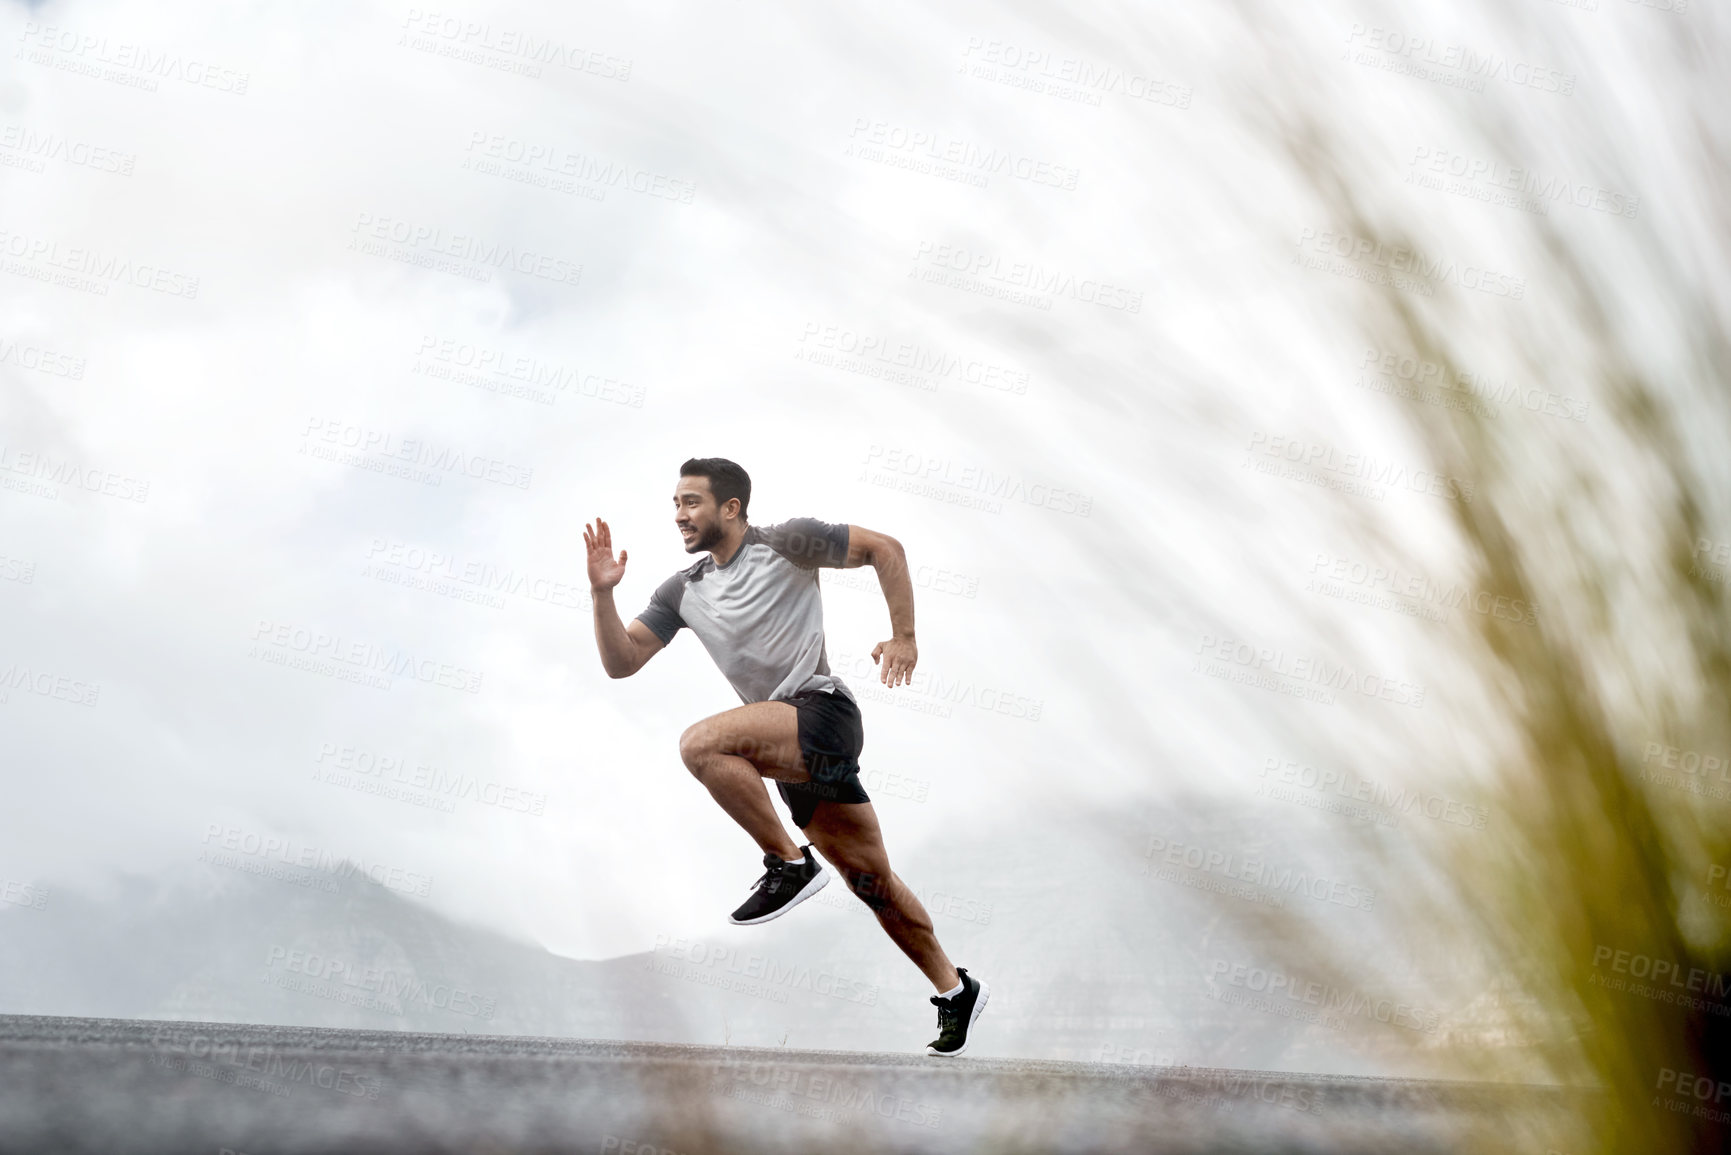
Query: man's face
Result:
<box><xmin>674</xmin><ymin>475</ymin><xmax>732</xmax><ymax>553</ymax></box>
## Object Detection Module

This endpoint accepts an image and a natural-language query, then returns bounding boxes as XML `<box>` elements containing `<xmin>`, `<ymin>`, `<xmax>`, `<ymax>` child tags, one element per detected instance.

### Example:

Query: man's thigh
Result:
<box><xmin>689</xmin><ymin>701</ymin><xmax>810</xmax><ymax>782</ymax></box>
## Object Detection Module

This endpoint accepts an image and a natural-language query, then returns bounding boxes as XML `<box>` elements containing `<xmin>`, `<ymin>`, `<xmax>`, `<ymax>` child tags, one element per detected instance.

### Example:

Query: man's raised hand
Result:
<box><xmin>583</xmin><ymin>518</ymin><xmax>628</xmax><ymax>591</ymax></box>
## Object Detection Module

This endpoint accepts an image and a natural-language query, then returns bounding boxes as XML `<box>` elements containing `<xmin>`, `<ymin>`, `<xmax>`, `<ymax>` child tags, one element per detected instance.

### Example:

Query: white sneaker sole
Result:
<box><xmin>926</xmin><ymin>979</ymin><xmax>989</xmax><ymax>1057</ymax></box>
<box><xmin>728</xmin><ymin>864</ymin><xmax>830</xmax><ymax>926</ymax></box>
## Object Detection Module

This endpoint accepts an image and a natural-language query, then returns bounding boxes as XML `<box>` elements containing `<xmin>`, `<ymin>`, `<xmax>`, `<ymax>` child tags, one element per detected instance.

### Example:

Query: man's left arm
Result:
<box><xmin>844</xmin><ymin>525</ymin><xmax>916</xmax><ymax>687</ymax></box>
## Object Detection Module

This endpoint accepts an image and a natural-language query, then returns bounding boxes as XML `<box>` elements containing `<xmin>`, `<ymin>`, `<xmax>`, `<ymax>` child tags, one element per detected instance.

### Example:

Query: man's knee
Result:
<box><xmin>679</xmin><ymin>722</ymin><xmax>713</xmax><ymax>773</ymax></box>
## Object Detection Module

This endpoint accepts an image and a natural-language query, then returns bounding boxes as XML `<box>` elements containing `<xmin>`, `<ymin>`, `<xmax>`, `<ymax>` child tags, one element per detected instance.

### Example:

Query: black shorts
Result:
<box><xmin>777</xmin><ymin>687</ymin><xmax>870</xmax><ymax>828</ymax></box>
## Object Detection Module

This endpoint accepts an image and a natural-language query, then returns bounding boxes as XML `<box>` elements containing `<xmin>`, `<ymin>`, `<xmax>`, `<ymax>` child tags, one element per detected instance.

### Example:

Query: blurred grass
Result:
<box><xmin>1223</xmin><ymin>2</ymin><xmax>1731</xmax><ymax>1151</ymax></box>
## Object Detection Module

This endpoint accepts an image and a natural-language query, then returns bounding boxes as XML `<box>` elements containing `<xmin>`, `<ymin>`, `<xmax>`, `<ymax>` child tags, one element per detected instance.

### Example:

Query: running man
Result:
<box><xmin>584</xmin><ymin>457</ymin><xmax>988</xmax><ymax>1057</ymax></box>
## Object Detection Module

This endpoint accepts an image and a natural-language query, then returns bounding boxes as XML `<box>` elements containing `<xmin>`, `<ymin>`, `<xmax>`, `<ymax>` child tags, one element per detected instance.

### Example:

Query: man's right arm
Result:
<box><xmin>592</xmin><ymin>590</ymin><xmax>665</xmax><ymax>678</ymax></box>
<box><xmin>584</xmin><ymin>516</ymin><xmax>670</xmax><ymax>678</ymax></box>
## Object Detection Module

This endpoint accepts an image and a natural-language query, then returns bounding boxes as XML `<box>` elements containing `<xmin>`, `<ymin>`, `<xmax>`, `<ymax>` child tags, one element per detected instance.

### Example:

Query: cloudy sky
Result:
<box><xmin>0</xmin><ymin>0</ymin><xmax>1701</xmax><ymax>1067</ymax></box>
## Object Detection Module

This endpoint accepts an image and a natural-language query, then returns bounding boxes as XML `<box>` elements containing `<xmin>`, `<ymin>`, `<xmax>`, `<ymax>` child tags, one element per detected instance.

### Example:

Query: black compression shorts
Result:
<box><xmin>777</xmin><ymin>687</ymin><xmax>870</xmax><ymax>828</ymax></box>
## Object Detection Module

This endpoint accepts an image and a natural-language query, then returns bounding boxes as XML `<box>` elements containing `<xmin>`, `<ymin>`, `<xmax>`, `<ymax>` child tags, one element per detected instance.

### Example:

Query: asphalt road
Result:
<box><xmin>0</xmin><ymin>1015</ymin><xmax>1585</xmax><ymax>1155</ymax></box>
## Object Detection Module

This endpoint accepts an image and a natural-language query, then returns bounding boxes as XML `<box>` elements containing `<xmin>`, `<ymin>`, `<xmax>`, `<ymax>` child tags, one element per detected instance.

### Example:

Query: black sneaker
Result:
<box><xmin>728</xmin><ymin>846</ymin><xmax>829</xmax><ymax>925</ymax></box>
<box><xmin>926</xmin><ymin>967</ymin><xmax>989</xmax><ymax>1057</ymax></box>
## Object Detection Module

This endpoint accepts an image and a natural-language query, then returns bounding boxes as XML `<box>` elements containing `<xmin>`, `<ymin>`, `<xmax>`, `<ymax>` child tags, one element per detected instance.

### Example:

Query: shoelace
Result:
<box><xmin>747</xmin><ymin>860</ymin><xmax>788</xmax><ymax>893</ymax></box>
<box><xmin>930</xmin><ymin>996</ymin><xmax>960</xmax><ymax>1034</ymax></box>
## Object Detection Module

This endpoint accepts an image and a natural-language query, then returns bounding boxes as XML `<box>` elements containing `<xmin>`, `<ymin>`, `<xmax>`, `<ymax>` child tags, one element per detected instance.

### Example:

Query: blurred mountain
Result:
<box><xmin>0</xmin><ymin>800</ymin><xmax>1467</xmax><ymax>1073</ymax></box>
<box><xmin>0</xmin><ymin>858</ymin><xmax>690</xmax><ymax>1040</ymax></box>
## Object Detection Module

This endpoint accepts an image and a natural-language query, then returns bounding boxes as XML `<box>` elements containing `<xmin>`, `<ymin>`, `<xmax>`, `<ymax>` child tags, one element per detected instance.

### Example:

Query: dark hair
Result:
<box><xmin>680</xmin><ymin>457</ymin><xmax>751</xmax><ymax>520</ymax></box>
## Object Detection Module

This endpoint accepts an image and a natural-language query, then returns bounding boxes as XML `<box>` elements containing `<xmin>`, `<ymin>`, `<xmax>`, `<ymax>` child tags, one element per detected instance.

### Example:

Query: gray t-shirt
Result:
<box><xmin>634</xmin><ymin>518</ymin><xmax>855</xmax><ymax>705</ymax></box>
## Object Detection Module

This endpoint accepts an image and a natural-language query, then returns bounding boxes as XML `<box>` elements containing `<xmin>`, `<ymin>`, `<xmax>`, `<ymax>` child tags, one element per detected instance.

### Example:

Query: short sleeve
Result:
<box><xmin>635</xmin><ymin>573</ymin><xmax>686</xmax><ymax>644</ymax></box>
<box><xmin>761</xmin><ymin>518</ymin><xmax>851</xmax><ymax>569</ymax></box>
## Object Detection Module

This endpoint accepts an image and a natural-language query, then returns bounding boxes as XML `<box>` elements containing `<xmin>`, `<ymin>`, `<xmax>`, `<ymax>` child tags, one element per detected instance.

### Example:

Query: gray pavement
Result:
<box><xmin>0</xmin><ymin>1015</ymin><xmax>1586</xmax><ymax>1155</ymax></box>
